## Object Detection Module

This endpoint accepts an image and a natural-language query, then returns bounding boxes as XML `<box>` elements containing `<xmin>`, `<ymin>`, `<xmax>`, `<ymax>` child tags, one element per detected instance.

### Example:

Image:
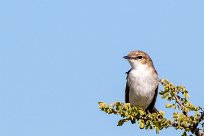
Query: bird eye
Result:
<box><xmin>136</xmin><ymin>55</ymin><xmax>143</xmax><ymax>60</ymax></box>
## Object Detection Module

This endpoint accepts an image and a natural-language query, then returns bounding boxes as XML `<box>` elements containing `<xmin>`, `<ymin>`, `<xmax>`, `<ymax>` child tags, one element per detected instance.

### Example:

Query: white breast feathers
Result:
<box><xmin>127</xmin><ymin>65</ymin><xmax>158</xmax><ymax>109</ymax></box>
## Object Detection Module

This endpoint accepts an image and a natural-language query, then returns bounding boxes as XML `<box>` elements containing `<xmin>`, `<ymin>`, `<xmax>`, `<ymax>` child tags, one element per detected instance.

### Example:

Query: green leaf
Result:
<box><xmin>117</xmin><ymin>119</ymin><xmax>129</xmax><ymax>126</ymax></box>
<box><xmin>173</xmin><ymin>112</ymin><xmax>178</xmax><ymax>119</ymax></box>
<box><xmin>181</xmin><ymin>131</ymin><xmax>187</xmax><ymax>136</ymax></box>
<box><xmin>184</xmin><ymin>93</ymin><xmax>190</xmax><ymax>99</ymax></box>
<box><xmin>161</xmin><ymin>93</ymin><xmax>169</xmax><ymax>99</ymax></box>
<box><xmin>138</xmin><ymin>119</ymin><xmax>145</xmax><ymax>129</ymax></box>
<box><xmin>156</xmin><ymin>127</ymin><xmax>160</xmax><ymax>134</ymax></box>
<box><xmin>166</xmin><ymin>104</ymin><xmax>173</xmax><ymax>108</ymax></box>
<box><xmin>159</xmin><ymin>111</ymin><xmax>165</xmax><ymax>116</ymax></box>
<box><xmin>138</xmin><ymin>109</ymin><xmax>145</xmax><ymax>116</ymax></box>
<box><xmin>182</xmin><ymin>121</ymin><xmax>188</xmax><ymax>128</ymax></box>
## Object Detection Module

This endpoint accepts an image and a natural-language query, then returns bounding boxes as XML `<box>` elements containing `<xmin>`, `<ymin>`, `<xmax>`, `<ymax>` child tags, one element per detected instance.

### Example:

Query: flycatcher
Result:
<box><xmin>123</xmin><ymin>50</ymin><xmax>158</xmax><ymax>113</ymax></box>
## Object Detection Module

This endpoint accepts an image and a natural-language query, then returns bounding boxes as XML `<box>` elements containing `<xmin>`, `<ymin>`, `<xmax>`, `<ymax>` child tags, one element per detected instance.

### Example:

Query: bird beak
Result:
<box><xmin>123</xmin><ymin>56</ymin><xmax>130</xmax><ymax>59</ymax></box>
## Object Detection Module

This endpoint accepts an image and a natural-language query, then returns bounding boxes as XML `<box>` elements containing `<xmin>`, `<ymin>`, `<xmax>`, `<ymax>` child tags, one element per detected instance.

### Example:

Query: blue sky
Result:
<box><xmin>0</xmin><ymin>0</ymin><xmax>204</xmax><ymax>136</ymax></box>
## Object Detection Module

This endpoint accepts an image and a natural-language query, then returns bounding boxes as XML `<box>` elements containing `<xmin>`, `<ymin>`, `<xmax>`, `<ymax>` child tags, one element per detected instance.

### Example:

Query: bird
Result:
<box><xmin>123</xmin><ymin>50</ymin><xmax>159</xmax><ymax>114</ymax></box>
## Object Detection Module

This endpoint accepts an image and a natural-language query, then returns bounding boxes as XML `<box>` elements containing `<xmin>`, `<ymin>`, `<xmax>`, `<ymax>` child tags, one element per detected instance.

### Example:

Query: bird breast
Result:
<box><xmin>127</xmin><ymin>68</ymin><xmax>158</xmax><ymax>109</ymax></box>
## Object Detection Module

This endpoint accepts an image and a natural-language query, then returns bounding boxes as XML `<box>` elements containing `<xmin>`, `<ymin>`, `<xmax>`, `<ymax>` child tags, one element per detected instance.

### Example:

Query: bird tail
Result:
<box><xmin>151</xmin><ymin>107</ymin><xmax>158</xmax><ymax>113</ymax></box>
<box><xmin>146</xmin><ymin>106</ymin><xmax>159</xmax><ymax>114</ymax></box>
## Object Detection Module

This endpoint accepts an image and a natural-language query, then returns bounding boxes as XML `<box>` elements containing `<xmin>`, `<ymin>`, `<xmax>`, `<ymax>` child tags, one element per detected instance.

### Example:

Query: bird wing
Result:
<box><xmin>125</xmin><ymin>82</ymin><xmax>129</xmax><ymax>103</ymax></box>
<box><xmin>125</xmin><ymin>70</ymin><xmax>131</xmax><ymax>103</ymax></box>
<box><xmin>146</xmin><ymin>85</ymin><xmax>158</xmax><ymax>113</ymax></box>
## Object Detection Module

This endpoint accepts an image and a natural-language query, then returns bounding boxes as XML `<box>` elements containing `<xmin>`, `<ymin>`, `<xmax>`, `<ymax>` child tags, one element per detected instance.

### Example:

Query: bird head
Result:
<box><xmin>123</xmin><ymin>50</ymin><xmax>154</xmax><ymax>70</ymax></box>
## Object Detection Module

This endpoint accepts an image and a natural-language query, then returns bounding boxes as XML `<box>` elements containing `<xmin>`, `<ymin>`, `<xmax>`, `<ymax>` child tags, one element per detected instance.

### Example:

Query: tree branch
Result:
<box><xmin>191</xmin><ymin>111</ymin><xmax>204</xmax><ymax>136</ymax></box>
<box><xmin>174</xmin><ymin>93</ymin><xmax>184</xmax><ymax>108</ymax></box>
<box><xmin>99</xmin><ymin>79</ymin><xmax>204</xmax><ymax>136</ymax></box>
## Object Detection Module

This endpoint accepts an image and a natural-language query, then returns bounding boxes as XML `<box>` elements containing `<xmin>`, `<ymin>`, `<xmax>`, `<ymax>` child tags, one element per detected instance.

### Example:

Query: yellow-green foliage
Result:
<box><xmin>98</xmin><ymin>80</ymin><xmax>204</xmax><ymax>136</ymax></box>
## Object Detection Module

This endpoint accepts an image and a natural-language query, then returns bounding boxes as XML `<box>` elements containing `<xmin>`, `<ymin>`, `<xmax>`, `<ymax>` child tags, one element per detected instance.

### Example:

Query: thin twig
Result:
<box><xmin>193</xmin><ymin>128</ymin><xmax>204</xmax><ymax>136</ymax></box>
<box><xmin>191</xmin><ymin>111</ymin><xmax>204</xmax><ymax>136</ymax></box>
<box><xmin>173</xmin><ymin>93</ymin><xmax>188</xmax><ymax>116</ymax></box>
<box><xmin>173</xmin><ymin>94</ymin><xmax>204</xmax><ymax>136</ymax></box>
<box><xmin>173</xmin><ymin>93</ymin><xmax>184</xmax><ymax>108</ymax></box>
